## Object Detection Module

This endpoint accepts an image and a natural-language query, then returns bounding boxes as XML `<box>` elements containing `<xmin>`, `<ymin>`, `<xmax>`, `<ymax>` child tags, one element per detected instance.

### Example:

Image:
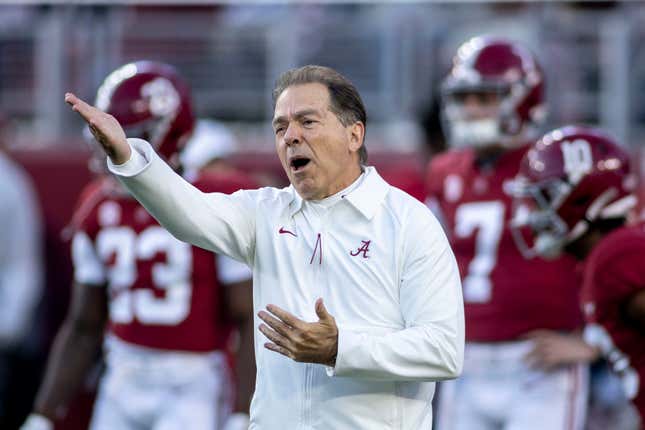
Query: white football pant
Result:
<box><xmin>89</xmin><ymin>340</ymin><xmax>232</xmax><ymax>430</ymax></box>
<box><xmin>437</xmin><ymin>340</ymin><xmax>589</xmax><ymax>430</ymax></box>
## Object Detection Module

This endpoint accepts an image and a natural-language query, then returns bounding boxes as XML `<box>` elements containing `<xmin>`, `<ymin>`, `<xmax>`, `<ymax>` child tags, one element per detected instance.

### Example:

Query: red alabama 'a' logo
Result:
<box><xmin>350</xmin><ymin>240</ymin><xmax>371</xmax><ymax>258</ymax></box>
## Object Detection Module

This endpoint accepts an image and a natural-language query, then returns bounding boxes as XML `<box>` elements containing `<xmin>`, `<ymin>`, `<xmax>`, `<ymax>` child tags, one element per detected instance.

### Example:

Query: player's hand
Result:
<box><xmin>258</xmin><ymin>298</ymin><xmax>338</xmax><ymax>366</ymax></box>
<box><xmin>64</xmin><ymin>92</ymin><xmax>131</xmax><ymax>165</ymax></box>
<box><xmin>20</xmin><ymin>414</ymin><xmax>53</xmax><ymax>430</ymax></box>
<box><xmin>523</xmin><ymin>330</ymin><xmax>600</xmax><ymax>371</ymax></box>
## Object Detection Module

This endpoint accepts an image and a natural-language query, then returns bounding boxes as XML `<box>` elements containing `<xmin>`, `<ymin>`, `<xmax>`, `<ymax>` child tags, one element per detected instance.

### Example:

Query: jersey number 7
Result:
<box><xmin>455</xmin><ymin>201</ymin><xmax>505</xmax><ymax>303</ymax></box>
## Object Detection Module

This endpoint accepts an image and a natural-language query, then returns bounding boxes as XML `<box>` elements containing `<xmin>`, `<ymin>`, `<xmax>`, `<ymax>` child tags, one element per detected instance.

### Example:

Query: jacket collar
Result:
<box><xmin>288</xmin><ymin>166</ymin><xmax>389</xmax><ymax>220</ymax></box>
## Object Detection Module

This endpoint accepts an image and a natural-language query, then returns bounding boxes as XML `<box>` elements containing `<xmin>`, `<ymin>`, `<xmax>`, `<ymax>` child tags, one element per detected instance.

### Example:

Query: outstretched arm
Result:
<box><xmin>64</xmin><ymin>93</ymin><xmax>257</xmax><ymax>264</ymax></box>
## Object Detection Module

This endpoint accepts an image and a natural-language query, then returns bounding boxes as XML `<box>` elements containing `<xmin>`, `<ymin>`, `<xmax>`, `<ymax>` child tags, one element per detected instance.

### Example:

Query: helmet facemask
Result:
<box><xmin>509</xmin><ymin>176</ymin><xmax>572</xmax><ymax>259</ymax></box>
<box><xmin>441</xmin><ymin>86</ymin><xmax>508</xmax><ymax>149</ymax></box>
<box><xmin>509</xmin><ymin>125</ymin><xmax>636</xmax><ymax>260</ymax></box>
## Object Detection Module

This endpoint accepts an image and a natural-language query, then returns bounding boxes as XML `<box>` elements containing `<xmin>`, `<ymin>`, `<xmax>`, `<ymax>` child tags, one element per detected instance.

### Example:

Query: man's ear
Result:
<box><xmin>348</xmin><ymin>121</ymin><xmax>365</xmax><ymax>153</ymax></box>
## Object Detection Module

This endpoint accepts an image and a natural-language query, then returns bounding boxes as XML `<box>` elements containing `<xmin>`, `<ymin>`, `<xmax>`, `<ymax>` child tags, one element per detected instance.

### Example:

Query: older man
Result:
<box><xmin>65</xmin><ymin>65</ymin><xmax>464</xmax><ymax>430</ymax></box>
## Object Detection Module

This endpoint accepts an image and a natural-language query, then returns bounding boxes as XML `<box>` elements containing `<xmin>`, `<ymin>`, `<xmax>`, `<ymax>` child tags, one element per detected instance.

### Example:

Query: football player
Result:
<box><xmin>508</xmin><ymin>125</ymin><xmax>643</xmax><ymax>425</ymax></box>
<box><xmin>427</xmin><ymin>37</ymin><xmax>592</xmax><ymax>430</ymax></box>
<box><xmin>21</xmin><ymin>61</ymin><xmax>255</xmax><ymax>430</ymax></box>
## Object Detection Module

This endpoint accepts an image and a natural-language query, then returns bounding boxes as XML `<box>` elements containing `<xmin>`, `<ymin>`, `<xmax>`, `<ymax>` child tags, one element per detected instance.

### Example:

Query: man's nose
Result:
<box><xmin>283</xmin><ymin>123</ymin><xmax>301</xmax><ymax>146</ymax></box>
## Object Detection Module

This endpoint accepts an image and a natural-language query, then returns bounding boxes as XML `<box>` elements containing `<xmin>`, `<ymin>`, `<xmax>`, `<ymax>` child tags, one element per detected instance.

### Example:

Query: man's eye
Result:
<box><xmin>274</xmin><ymin>127</ymin><xmax>284</xmax><ymax>135</ymax></box>
<box><xmin>303</xmin><ymin>119</ymin><xmax>315</xmax><ymax>126</ymax></box>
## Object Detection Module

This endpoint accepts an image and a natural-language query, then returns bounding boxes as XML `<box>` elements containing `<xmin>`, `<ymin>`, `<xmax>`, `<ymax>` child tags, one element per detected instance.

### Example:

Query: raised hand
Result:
<box><xmin>64</xmin><ymin>93</ymin><xmax>131</xmax><ymax>165</ymax></box>
<box><xmin>258</xmin><ymin>298</ymin><xmax>338</xmax><ymax>366</ymax></box>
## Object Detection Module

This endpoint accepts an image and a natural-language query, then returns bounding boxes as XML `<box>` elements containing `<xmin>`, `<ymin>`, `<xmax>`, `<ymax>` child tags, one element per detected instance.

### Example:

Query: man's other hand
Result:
<box><xmin>65</xmin><ymin>93</ymin><xmax>131</xmax><ymax>165</ymax></box>
<box><xmin>259</xmin><ymin>298</ymin><xmax>338</xmax><ymax>366</ymax></box>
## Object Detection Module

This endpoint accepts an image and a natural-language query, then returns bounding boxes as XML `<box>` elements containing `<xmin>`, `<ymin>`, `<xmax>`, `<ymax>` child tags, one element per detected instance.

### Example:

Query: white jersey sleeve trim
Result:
<box><xmin>72</xmin><ymin>231</ymin><xmax>106</xmax><ymax>285</ymax></box>
<box><xmin>216</xmin><ymin>254</ymin><xmax>252</xmax><ymax>284</ymax></box>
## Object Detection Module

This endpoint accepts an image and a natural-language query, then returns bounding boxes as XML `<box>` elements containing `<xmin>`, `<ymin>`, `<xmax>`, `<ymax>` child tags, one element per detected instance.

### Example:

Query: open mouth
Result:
<box><xmin>290</xmin><ymin>156</ymin><xmax>311</xmax><ymax>172</ymax></box>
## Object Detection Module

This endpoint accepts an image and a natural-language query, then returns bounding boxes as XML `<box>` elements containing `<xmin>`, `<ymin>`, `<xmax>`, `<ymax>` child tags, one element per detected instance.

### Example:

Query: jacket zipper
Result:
<box><xmin>304</xmin><ymin>207</ymin><xmax>330</xmax><ymax>428</ymax></box>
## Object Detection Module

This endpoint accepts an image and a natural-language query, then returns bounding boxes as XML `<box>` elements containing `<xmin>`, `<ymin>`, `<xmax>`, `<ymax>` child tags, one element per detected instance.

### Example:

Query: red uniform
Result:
<box><xmin>426</xmin><ymin>146</ymin><xmax>582</xmax><ymax>341</ymax></box>
<box><xmin>70</xmin><ymin>172</ymin><xmax>254</xmax><ymax>352</ymax></box>
<box><xmin>581</xmin><ymin>224</ymin><xmax>645</xmax><ymax>421</ymax></box>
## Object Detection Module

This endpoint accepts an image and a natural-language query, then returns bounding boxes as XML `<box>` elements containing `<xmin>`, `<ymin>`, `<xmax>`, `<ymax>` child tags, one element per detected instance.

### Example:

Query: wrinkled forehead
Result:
<box><xmin>273</xmin><ymin>83</ymin><xmax>331</xmax><ymax>120</ymax></box>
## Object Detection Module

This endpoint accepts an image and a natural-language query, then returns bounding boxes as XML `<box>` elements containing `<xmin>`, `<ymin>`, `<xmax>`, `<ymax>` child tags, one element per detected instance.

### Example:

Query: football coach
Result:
<box><xmin>65</xmin><ymin>65</ymin><xmax>464</xmax><ymax>430</ymax></box>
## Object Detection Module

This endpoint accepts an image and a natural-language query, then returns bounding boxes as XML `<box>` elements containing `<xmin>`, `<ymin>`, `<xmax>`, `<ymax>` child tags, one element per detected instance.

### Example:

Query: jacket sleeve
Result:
<box><xmin>107</xmin><ymin>138</ymin><xmax>257</xmax><ymax>265</ymax></box>
<box><xmin>331</xmin><ymin>209</ymin><xmax>464</xmax><ymax>381</ymax></box>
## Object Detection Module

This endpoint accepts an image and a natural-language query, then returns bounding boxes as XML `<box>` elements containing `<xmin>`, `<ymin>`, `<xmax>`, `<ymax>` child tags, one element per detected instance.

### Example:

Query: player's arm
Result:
<box><xmin>225</xmin><ymin>278</ymin><xmax>255</xmax><ymax>412</ymax></box>
<box><xmin>219</xmin><ymin>255</ymin><xmax>255</xmax><ymax>427</ymax></box>
<box><xmin>23</xmin><ymin>225</ymin><xmax>109</xmax><ymax>429</ymax></box>
<box><xmin>598</xmin><ymin>241</ymin><xmax>645</xmax><ymax>334</ymax></box>
<box><xmin>522</xmin><ymin>330</ymin><xmax>601</xmax><ymax>370</ymax></box>
<box><xmin>27</xmin><ymin>281</ymin><xmax>107</xmax><ymax>425</ymax></box>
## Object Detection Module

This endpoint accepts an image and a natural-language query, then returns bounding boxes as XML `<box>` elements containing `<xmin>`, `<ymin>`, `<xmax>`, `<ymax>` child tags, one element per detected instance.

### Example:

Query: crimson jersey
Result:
<box><xmin>581</xmin><ymin>224</ymin><xmax>645</xmax><ymax>421</ymax></box>
<box><xmin>426</xmin><ymin>146</ymin><xmax>582</xmax><ymax>341</ymax></box>
<box><xmin>70</xmin><ymin>171</ymin><xmax>255</xmax><ymax>352</ymax></box>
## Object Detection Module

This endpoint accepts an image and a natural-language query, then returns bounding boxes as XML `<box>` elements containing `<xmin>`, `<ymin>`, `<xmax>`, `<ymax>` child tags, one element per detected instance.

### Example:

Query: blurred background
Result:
<box><xmin>1</xmin><ymin>1</ymin><xmax>645</xmax><ymax>429</ymax></box>
<box><xmin>4</xmin><ymin>1</ymin><xmax>645</xmax><ymax>151</ymax></box>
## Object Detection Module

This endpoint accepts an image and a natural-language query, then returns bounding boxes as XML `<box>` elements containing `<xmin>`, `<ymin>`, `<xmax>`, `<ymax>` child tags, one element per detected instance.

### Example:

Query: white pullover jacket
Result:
<box><xmin>109</xmin><ymin>138</ymin><xmax>464</xmax><ymax>430</ymax></box>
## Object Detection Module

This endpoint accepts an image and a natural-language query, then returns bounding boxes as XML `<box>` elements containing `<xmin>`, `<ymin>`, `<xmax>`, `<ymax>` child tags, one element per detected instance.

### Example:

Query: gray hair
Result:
<box><xmin>272</xmin><ymin>65</ymin><xmax>368</xmax><ymax>164</ymax></box>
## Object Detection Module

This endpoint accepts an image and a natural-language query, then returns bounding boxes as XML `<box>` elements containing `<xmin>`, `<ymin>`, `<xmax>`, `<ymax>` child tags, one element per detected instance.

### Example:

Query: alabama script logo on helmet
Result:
<box><xmin>92</xmin><ymin>60</ymin><xmax>195</xmax><ymax>167</ymax></box>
